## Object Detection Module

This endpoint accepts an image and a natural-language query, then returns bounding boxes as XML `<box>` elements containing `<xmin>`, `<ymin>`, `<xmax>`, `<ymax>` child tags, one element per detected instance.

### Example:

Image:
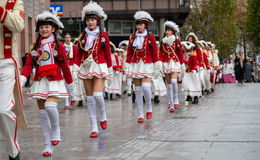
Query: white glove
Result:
<box><xmin>115</xmin><ymin>71</ymin><xmax>120</xmax><ymax>75</ymax></box>
<box><xmin>72</xmin><ymin>64</ymin><xmax>79</xmax><ymax>83</ymax></box>
<box><xmin>125</xmin><ymin>63</ymin><xmax>130</xmax><ymax>75</ymax></box>
<box><xmin>67</xmin><ymin>83</ymin><xmax>75</xmax><ymax>99</ymax></box>
<box><xmin>20</xmin><ymin>75</ymin><xmax>27</xmax><ymax>88</ymax></box>
<box><xmin>181</xmin><ymin>64</ymin><xmax>186</xmax><ymax>72</ymax></box>
<box><xmin>199</xmin><ymin>67</ymin><xmax>204</xmax><ymax>71</ymax></box>
<box><xmin>207</xmin><ymin>70</ymin><xmax>211</xmax><ymax>74</ymax></box>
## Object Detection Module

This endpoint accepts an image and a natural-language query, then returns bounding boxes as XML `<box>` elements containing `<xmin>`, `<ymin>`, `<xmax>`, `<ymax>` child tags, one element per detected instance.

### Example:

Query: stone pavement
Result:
<box><xmin>1</xmin><ymin>83</ymin><xmax>260</xmax><ymax>160</ymax></box>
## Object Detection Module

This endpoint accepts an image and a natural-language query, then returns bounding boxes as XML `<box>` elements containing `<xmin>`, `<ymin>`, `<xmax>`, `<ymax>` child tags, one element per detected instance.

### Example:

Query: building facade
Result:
<box><xmin>50</xmin><ymin>0</ymin><xmax>190</xmax><ymax>45</ymax></box>
<box><xmin>20</xmin><ymin>0</ymin><xmax>50</xmax><ymax>58</ymax></box>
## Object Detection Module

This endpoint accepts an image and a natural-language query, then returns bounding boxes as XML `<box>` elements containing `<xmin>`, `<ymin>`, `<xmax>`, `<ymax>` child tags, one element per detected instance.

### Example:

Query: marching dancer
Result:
<box><xmin>160</xmin><ymin>21</ymin><xmax>184</xmax><ymax>112</ymax></box>
<box><xmin>198</xmin><ymin>40</ymin><xmax>211</xmax><ymax>95</ymax></box>
<box><xmin>0</xmin><ymin>0</ymin><xmax>27</xmax><ymax>159</ymax></box>
<box><xmin>182</xmin><ymin>32</ymin><xmax>203</xmax><ymax>104</ymax></box>
<box><xmin>63</xmin><ymin>33</ymin><xmax>84</xmax><ymax>109</ymax></box>
<box><xmin>20</xmin><ymin>11</ymin><xmax>73</xmax><ymax>156</ymax></box>
<box><xmin>211</xmin><ymin>43</ymin><xmax>220</xmax><ymax>91</ymax></box>
<box><xmin>125</xmin><ymin>11</ymin><xmax>162</xmax><ymax>123</ymax></box>
<box><xmin>77</xmin><ymin>1</ymin><xmax>112</xmax><ymax>138</ymax></box>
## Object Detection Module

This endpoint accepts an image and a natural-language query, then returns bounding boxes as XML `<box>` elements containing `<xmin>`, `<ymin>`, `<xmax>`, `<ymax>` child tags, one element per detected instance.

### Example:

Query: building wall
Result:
<box><xmin>20</xmin><ymin>0</ymin><xmax>50</xmax><ymax>57</ymax></box>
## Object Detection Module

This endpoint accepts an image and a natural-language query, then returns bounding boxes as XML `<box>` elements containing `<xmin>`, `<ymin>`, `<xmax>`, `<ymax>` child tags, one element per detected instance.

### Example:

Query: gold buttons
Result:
<box><xmin>4</xmin><ymin>45</ymin><xmax>11</xmax><ymax>49</ymax></box>
<box><xmin>4</xmin><ymin>33</ymin><xmax>12</xmax><ymax>37</ymax></box>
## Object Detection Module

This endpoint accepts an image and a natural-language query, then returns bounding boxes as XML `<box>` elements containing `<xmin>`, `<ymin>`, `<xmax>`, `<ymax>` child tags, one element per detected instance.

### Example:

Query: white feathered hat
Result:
<box><xmin>134</xmin><ymin>11</ymin><xmax>154</xmax><ymax>23</ymax></box>
<box><xmin>186</xmin><ymin>32</ymin><xmax>198</xmax><ymax>43</ymax></box>
<box><xmin>110</xmin><ymin>42</ymin><xmax>116</xmax><ymax>52</ymax></box>
<box><xmin>206</xmin><ymin>41</ymin><xmax>213</xmax><ymax>48</ymax></box>
<box><xmin>181</xmin><ymin>41</ymin><xmax>195</xmax><ymax>50</ymax></box>
<box><xmin>81</xmin><ymin>1</ymin><xmax>107</xmax><ymax>21</ymax></box>
<box><xmin>199</xmin><ymin>40</ymin><xmax>208</xmax><ymax>48</ymax></box>
<box><xmin>118</xmin><ymin>40</ymin><xmax>129</xmax><ymax>48</ymax></box>
<box><xmin>115</xmin><ymin>48</ymin><xmax>124</xmax><ymax>52</ymax></box>
<box><xmin>36</xmin><ymin>11</ymin><xmax>64</xmax><ymax>32</ymax></box>
<box><xmin>164</xmin><ymin>21</ymin><xmax>179</xmax><ymax>34</ymax></box>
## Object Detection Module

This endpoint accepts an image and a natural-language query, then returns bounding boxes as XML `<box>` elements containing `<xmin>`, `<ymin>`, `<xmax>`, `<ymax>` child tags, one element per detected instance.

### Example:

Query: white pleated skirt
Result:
<box><xmin>107</xmin><ymin>70</ymin><xmax>123</xmax><ymax>94</ymax></box>
<box><xmin>182</xmin><ymin>72</ymin><xmax>202</xmax><ymax>97</ymax></box>
<box><xmin>152</xmin><ymin>76</ymin><xmax>167</xmax><ymax>96</ymax></box>
<box><xmin>78</xmin><ymin>61</ymin><xmax>110</xmax><ymax>80</ymax></box>
<box><xmin>129</xmin><ymin>60</ymin><xmax>154</xmax><ymax>79</ymax></box>
<box><xmin>27</xmin><ymin>77</ymin><xmax>68</xmax><ymax>99</ymax></box>
<box><xmin>163</xmin><ymin>60</ymin><xmax>181</xmax><ymax>73</ymax></box>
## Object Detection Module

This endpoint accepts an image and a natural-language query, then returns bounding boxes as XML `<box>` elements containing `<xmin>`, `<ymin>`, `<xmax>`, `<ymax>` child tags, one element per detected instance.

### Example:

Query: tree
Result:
<box><xmin>181</xmin><ymin>0</ymin><xmax>239</xmax><ymax>58</ymax></box>
<box><xmin>245</xmin><ymin>0</ymin><xmax>260</xmax><ymax>49</ymax></box>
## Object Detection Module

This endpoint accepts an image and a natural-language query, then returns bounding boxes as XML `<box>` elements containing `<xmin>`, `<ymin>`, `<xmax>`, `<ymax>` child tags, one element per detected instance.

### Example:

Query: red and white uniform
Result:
<box><xmin>182</xmin><ymin>49</ymin><xmax>202</xmax><ymax>97</ymax></box>
<box><xmin>77</xmin><ymin>27</ymin><xmax>112</xmax><ymax>80</ymax></box>
<box><xmin>160</xmin><ymin>38</ymin><xmax>184</xmax><ymax>73</ymax></box>
<box><xmin>107</xmin><ymin>54</ymin><xmax>123</xmax><ymax>94</ymax></box>
<box><xmin>21</xmin><ymin>36</ymin><xmax>73</xmax><ymax>99</ymax></box>
<box><xmin>0</xmin><ymin>0</ymin><xmax>26</xmax><ymax>158</ymax></box>
<box><xmin>126</xmin><ymin>30</ymin><xmax>160</xmax><ymax>79</ymax></box>
<box><xmin>64</xmin><ymin>43</ymin><xmax>85</xmax><ymax>100</ymax></box>
<box><xmin>199</xmin><ymin>48</ymin><xmax>211</xmax><ymax>90</ymax></box>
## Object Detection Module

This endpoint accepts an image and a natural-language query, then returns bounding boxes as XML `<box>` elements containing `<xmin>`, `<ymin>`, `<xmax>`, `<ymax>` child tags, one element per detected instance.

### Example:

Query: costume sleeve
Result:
<box><xmin>176</xmin><ymin>40</ymin><xmax>184</xmax><ymax>64</ymax></box>
<box><xmin>204</xmin><ymin>52</ymin><xmax>210</xmax><ymax>70</ymax></box>
<box><xmin>149</xmin><ymin>34</ymin><xmax>159</xmax><ymax>63</ymax></box>
<box><xmin>73</xmin><ymin>45</ymin><xmax>81</xmax><ymax>66</ymax></box>
<box><xmin>196</xmin><ymin>48</ymin><xmax>204</xmax><ymax>67</ymax></box>
<box><xmin>103</xmin><ymin>32</ymin><xmax>112</xmax><ymax>68</ymax></box>
<box><xmin>0</xmin><ymin>0</ymin><xmax>24</xmax><ymax>33</ymax></box>
<box><xmin>57</xmin><ymin>43</ymin><xmax>73</xmax><ymax>84</ymax></box>
<box><xmin>126</xmin><ymin>34</ymin><xmax>134</xmax><ymax>64</ymax></box>
<box><xmin>21</xmin><ymin>53</ymin><xmax>33</xmax><ymax>78</ymax></box>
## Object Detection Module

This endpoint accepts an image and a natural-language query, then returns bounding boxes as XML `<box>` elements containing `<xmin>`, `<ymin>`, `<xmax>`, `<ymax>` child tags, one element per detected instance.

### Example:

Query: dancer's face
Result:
<box><xmin>86</xmin><ymin>18</ymin><xmax>98</xmax><ymax>30</ymax></box>
<box><xmin>39</xmin><ymin>25</ymin><xmax>55</xmax><ymax>38</ymax></box>
<box><xmin>188</xmin><ymin>36</ymin><xmax>193</xmax><ymax>43</ymax></box>
<box><xmin>136</xmin><ymin>23</ymin><xmax>146</xmax><ymax>33</ymax></box>
<box><xmin>65</xmin><ymin>35</ymin><xmax>72</xmax><ymax>45</ymax></box>
<box><xmin>165</xmin><ymin>29</ymin><xmax>173</xmax><ymax>37</ymax></box>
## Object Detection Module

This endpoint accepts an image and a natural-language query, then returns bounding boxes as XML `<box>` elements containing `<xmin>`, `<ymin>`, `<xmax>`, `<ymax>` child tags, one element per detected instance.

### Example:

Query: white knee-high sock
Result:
<box><xmin>171</xmin><ymin>79</ymin><xmax>179</xmax><ymax>105</ymax></box>
<box><xmin>135</xmin><ymin>86</ymin><xmax>144</xmax><ymax>118</ymax></box>
<box><xmin>44</xmin><ymin>102</ymin><xmax>60</xmax><ymax>141</ymax></box>
<box><xmin>86</xmin><ymin>96</ymin><xmax>98</xmax><ymax>133</ymax></box>
<box><xmin>93</xmin><ymin>92</ymin><xmax>107</xmax><ymax>122</ymax></box>
<box><xmin>64</xmin><ymin>98</ymin><xmax>69</xmax><ymax>106</ymax></box>
<box><xmin>142</xmin><ymin>82</ymin><xmax>152</xmax><ymax>113</ymax></box>
<box><xmin>167</xmin><ymin>84</ymin><xmax>174</xmax><ymax>108</ymax></box>
<box><xmin>39</xmin><ymin>109</ymin><xmax>53</xmax><ymax>152</ymax></box>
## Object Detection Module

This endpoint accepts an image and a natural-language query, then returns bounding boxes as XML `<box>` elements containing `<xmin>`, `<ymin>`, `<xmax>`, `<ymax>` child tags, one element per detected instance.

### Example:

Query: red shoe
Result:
<box><xmin>137</xmin><ymin>118</ymin><xmax>144</xmax><ymax>123</ymax></box>
<box><xmin>71</xmin><ymin>100</ymin><xmax>76</xmax><ymax>106</ymax></box>
<box><xmin>51</xmin><ymin>140</ymin><xmax>60</xmax><ymax>146</ymax></box>
<box><xmin>42</xmin><ymin>151</ymin><xmax>52</xmax><ymax>157</ymax></box>
<box><xmin>174</xmin><ymin>104</ymin><xmax>179</xmax><ymax>109</ymax></box>
<box><xmin>90</xmin><ymin>132</ymin><xmax>98</xmax><ymax>138</ymax></box>
<box><xmin>64</xmin><ymin>106</ymin><xmax>69</xmax><ymax>110</ymax></box>
<box><xmin>167</xmin><ymin>104</ymin><xmax>170</xmax><ymax>108</ymax></box>
<box><xmin>146</xmin><ymin>112</ymin><xmax>152</xmax><ymax>119</ymax></box>
<box><xmin>169</xmin><ymin>108</ymin><xmax>175</xmax><ymax>112</ymax></box>
<box><xmin>100</xmin><ymin>120</ymin><xmax>107</xmax><ymax>130</ymax></box>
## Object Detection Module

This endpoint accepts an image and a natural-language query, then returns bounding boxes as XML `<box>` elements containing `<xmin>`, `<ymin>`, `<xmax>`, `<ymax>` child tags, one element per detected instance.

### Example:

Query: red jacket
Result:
<box><xmin>159</xmin><ymin>39</ymin><xmax>184</xmax><ymax>64</ymax></box>
<box><xmin>184</xmin><ymin>49</ymin><xmax>202</xmax><ymax>72</ymax></box>
<box><xmin>126</xmin><ymin>33</ymin><xmax>159</xmax><ymax>64</ymax></box>
<box><xmin>77</xmin><ymin>32</ymin><xmax>112</xmax><ymax>68</ymax></box>
<box><xmin>201</xmin><ymin>49</ymin><xmax>210</xmax><ymax>70</ymax></box>
<box><xmin>64</xmin><ymin>44</ymin><xmax>81</xmax><ymax>66</ymax></box>
<box><xmin>21</xmin><ymin>42</ymin><xmax>73</xmax><ymax>84</ymax></box>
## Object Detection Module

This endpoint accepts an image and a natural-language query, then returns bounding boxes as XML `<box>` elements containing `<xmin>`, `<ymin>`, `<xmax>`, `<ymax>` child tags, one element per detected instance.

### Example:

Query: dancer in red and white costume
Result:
<box><xmin>77</xmin><ymin>1</ymin><xmax>112</xmax><ymax>138</ymax></box>
<box><xmin>198</xmin><ymin>40</ymin><xmax>211</xmax><ymax>95</ymax></box>
<box><xmin>211</xmin><ymin>43</ymin><xmax>220</xmax><ymax>91</ymax></box>
<box><xmin>0</xmin><ymin>0</ymin><xmax>27</xmax><ymax>159</ymax></box>
<box><xmin>159</xmin><ymin>21</ymin><xmax>184</xmax><ymax>112</ymax></box>
<box><xmin>20</xmin><ymin>11</ymin><xmax>73</xmax><ymax>157</ymax></box>
<box><xmin>63</xmin><ymin>33</ymin><xmax>85</xmax><ymax>109</ymax></box>
<box><xmin>125</xmin><ymin>11</ymin><xmax>161</xmax><ymax>123</ymax></box>
<box><xmin>182</xmin><ymin>32</ymin><xmax>203</xmax><ymax>104</ymax></box>
<box><xmin>107</xmin><ymin>48</ymin><xmax>124</xmax><ymax>98</ymax></box>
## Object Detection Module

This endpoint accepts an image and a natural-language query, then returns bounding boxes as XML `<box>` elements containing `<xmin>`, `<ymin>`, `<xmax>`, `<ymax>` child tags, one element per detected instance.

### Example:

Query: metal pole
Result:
<box><xmin>138</xmin><ymin>0</ymin><xmax>141</xmax><ymax>10</ymax></box>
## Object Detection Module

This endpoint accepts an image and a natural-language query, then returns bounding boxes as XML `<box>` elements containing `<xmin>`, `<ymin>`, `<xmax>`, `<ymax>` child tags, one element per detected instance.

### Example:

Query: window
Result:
<box><xmin>122</xmin><ymin>21</ymin><xmax>134</xmax><ymax>34</ymax></box>
<box><xmin>108</xmin><ymin>21</ymin><xmax>121</xmax><ymax>35</ymax></box>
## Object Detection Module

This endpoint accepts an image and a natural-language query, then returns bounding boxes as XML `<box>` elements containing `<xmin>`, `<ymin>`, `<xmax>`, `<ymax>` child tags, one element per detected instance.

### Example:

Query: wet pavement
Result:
<box><xmin>1</xmin><ymin>83</ymin><xmax>260</xmax><ymax>160</ymax></box>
